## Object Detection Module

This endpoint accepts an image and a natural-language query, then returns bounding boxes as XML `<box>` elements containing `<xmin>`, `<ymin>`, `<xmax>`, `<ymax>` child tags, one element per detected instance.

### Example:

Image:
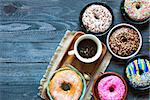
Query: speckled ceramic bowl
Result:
<box><xmin>46</xmin><ymin>65</ymin><xmax>86</xmax><ymax>100</ymax></box>
<box><xmin>79</xmin><ymin>2</ymin><xmax>114</xmax><ymax>36</ymax></box>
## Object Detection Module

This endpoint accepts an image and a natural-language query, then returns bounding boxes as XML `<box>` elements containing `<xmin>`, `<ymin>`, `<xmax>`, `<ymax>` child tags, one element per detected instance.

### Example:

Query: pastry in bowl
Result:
<box><xmin>92</xmin><ymin>72</ymin><xmax>128</xmax><ymax>100</ymax></box>
<box><xmin>106</xmin><ymin>23</ymin><xmax>142</xmax><ymax>59</ymax></box>
<box><xmin>120</xmin><ymin>0</ymin><xmax>150</xmax><ymax>24</ymax></box>
<box><xmin>80</xmin><ymin>2</ymin><xmax>114</xmax><ymax>36</ymax></box>
<box><xmin>125</xmin><ymin>54</ymin><xmax>150</xmax><ymax>91</ymax></box>
<box><xmin>47</xmin><ymin>65</ymin><xmax>86</xmax><ymax>100</ymax></box>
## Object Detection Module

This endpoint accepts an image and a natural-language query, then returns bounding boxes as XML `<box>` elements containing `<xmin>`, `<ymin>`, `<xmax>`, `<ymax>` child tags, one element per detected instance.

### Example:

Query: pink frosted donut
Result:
<box><xmin>98</xmin><ymin>75</ymin><xmax>125</xmax><ymax>100</ymax></box>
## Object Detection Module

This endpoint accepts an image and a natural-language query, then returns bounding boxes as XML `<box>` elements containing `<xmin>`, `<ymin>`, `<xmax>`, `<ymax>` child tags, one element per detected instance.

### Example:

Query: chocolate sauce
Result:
<box><xmin>77</xmin><ymin>39</ymin><xmax>97</xmax><ymax>58</ymax></box>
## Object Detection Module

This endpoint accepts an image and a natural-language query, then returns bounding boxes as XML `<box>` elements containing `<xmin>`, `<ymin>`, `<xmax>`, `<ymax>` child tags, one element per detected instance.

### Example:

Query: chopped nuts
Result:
<box><xmin>109</xmin><ymin>27</ymin><xmax>140</xmax><ymax>57</ymax></box>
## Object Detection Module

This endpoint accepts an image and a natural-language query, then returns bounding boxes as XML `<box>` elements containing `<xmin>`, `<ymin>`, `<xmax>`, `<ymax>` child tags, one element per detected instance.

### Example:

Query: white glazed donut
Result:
<box><xmin>82</xmin><ymin>4</ymin><xmax>112</xmax><ymax>33</ymax></box>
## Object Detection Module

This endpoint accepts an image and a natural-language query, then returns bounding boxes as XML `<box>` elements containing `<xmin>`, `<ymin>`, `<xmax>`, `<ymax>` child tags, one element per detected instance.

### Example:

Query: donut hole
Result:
<box><xmin>109</xmin><ymin>87</ymin><xmax>114</xmax><ymax>92</ymax></box>
<box><xmin>136</xmin><ymin>3</ymin><xmax>141</xmax><ymax>9</ymax></box>
<box><xmin>94</xmin><ymin>15</ymin><xmax>99</xmax><ymax>19</ymax></box>
<box><xmin>121</xmin><ymin>36</ymin><xmax>127</xmax><ymax>42</ymax></box>
<box><xmin>61</xmin><ymin>82</ymin><xmax>71</xmax><ymax>91</ymax></box>
<box><xmin>139</xmin><ymin>69</ymin><xmax>144</xmax><ymax>75</ymax></box>
<box><xmin>109</xmin><ymin>85</ymin><xmax>115</xmax><ymax>92</ymax></box>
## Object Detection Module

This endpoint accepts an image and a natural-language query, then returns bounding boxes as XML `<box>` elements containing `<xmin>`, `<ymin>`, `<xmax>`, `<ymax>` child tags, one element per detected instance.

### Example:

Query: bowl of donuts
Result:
<box><xmin>79</xmin><ymin>2</ymin><xmax>114</xmax><ymax>36</ymax></box>
<box><xmin>92</xmin><ymin>72</ymin><xmax>128</xmax><ymax>100</ymax></box>
<box><xmin>106</xmin><ymin>23</ymin><xmax>142</xmax><ymax>60</ymax></box>
<box><xmin>46</xmin><ymin>65</ymin><xmax>86</xmax><ymax>100</ymax></box>
<box><xmin>120</xmin><ymin>0</ymin><xmax>150</xmax><ymax>24</ymax></box>
<box><xmin>125</xmin><ymin>54</ymin><xmax>150</xmax><ymax>92</ymax></box>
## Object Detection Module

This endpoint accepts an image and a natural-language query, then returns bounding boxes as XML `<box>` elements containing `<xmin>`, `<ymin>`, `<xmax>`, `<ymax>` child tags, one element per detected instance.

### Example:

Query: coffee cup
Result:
<box><xmin>68</xmin><ymin>34</ymin><xmax>102</xmax><ymax>63</ymax></box>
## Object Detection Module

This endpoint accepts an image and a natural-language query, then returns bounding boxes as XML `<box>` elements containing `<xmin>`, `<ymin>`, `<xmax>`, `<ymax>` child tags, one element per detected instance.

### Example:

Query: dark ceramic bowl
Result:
<box><xmin>79</xmin><ymin>2</ymin><xmax>114</xmax><ymax>36</ymax></box>
<box><xmin>120</xmin><ymin>0</ymin><xmax>150</xmax><ymax>25</ymax></box>
<box><xmin>92</xmin><ymin>72</ymin><xmax>128</xmax><ymax>100</ymax></box>
<box><xmin>125</xmin><ymin>54</ymin><xmax>150</xmax><ymax>91</ymax></box>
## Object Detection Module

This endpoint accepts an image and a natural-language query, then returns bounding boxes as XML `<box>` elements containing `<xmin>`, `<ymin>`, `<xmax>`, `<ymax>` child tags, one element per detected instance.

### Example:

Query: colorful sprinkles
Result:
<box><xmin>124</xmin><ymin>0</ymin><xmax>150</xmax><ymax>21</ymax></box>
<box><xmin>126</xmin><ymin>58</ymin><xmax>150</xmax><ymax>88</ymax></box>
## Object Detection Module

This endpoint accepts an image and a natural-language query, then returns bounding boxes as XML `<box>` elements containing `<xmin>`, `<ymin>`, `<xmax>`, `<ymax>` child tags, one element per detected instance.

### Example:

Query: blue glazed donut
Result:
<box><xmin>126</xmin><ymin>58</ymin><xmax>150</xmax><ymax>89</ymax></box>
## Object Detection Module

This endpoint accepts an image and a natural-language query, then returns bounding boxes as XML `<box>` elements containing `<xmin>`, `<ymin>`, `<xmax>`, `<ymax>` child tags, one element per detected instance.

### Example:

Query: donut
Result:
<box><xmin>109</xmin><ymin>27</ymin><xmax>140</xmax><ymax>57</ymax></box>
<box><xmin>98</xmin><ymin>75</ymin><xmax>125</xmax><ymax>100</ymax></box>
<box><xmin>124</xmin><ymin>0</ymin><xmax>150</xmax><ymax>21</ymax></box>
<box><xmin>82</xmin><ymin>4</ymin><xmax>112</xmax><ymax>33</ymax></box>
<box><xmin>126</xmin><ymin>58</ymin><xmax>150</xmax><ymax>88</ymax></box>
<box><xmin>49</xmin><ymin>69</ymin><xmax>83</xmax><ymax>100</ymax></box>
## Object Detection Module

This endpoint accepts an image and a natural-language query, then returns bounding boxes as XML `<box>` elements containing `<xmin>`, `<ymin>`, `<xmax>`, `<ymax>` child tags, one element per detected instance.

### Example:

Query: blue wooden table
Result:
<box><xmin>0</xmin><ymin>0</ymin><xmax>149</xmax><ymax>100</ymax></box>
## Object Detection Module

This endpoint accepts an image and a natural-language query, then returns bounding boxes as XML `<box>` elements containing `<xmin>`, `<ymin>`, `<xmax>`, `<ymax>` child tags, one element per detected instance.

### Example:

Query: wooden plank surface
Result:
<box><xmin>0</xmin><ymin>63</ymin><xmax>48</xmax><ymax>100</ymax></box>
<box><xmin>0</xmin><ymin>0</ymin><xmax>149</xmax><ymax>100</ymax></box>
<box><xmin>0</xmin><ymin>43</ymin><xmax>57</xmax><ymax>62</ymax></box>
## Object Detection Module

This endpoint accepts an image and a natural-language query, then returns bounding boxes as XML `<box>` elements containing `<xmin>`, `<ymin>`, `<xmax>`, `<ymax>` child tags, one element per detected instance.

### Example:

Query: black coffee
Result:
<box><xmin>77</xmin><ymin>39</ymin><xmax>97</xmax><ymax>58</ymax></box>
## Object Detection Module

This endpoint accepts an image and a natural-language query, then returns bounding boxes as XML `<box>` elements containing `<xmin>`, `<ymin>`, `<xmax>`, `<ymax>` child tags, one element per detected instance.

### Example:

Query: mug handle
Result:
<box><xmin>68</xmin><ymin>50</ymin><xmax>75</xmax><ymax>55</ymax></box>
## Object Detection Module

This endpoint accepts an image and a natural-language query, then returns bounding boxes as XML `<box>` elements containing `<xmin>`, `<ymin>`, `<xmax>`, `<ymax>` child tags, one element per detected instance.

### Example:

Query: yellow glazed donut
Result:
<box><xmin>49</xmin><ymin>69</ymin><xmax>83</xmax><ymax>100</ymax></box>
<box><xmin>124</xmin><ymin>0</ymin><xmax>150</xmax><ymax>21</ymax></box>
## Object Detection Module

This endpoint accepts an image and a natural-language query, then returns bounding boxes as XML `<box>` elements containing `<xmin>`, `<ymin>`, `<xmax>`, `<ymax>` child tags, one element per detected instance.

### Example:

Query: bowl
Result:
<box><xmin>79</xmin><ymin>2</ymin><xmax>114</xmax><ymax>36</ymax></box>
<box><xmin>106</xmin><ymin>23</ymin><xmax>142</xmax><ymax>59</ymax></box>
<box><xmin>92</xmin><ymin>72</ymin><xmax>128</xmax><ymax>100</ymax></box>
<box><xmin>125</xmin><ymin>54</ymin><xmax>150</xmax><ymax>91</ymax></box>
<box><xmin>120</xmin><ymin>0</ymin><xmax>150</xmax><ymax>25</ymax></box>
<box><xmin>46</xmin><ymin>65</ymin><xmax>86</xmax><ymax>100</ymax></box>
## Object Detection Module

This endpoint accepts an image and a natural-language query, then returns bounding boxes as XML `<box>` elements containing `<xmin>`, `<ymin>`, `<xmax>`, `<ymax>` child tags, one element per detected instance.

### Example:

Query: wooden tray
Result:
<box><xmin>59</xmin><ymin>32</ymin><xmax>107</xmax><ymax>84</ymax></box>
<box><xmin>38</xmin><ymin>31</ymin><xmax>107</xmax><ymax>100</ymax></box>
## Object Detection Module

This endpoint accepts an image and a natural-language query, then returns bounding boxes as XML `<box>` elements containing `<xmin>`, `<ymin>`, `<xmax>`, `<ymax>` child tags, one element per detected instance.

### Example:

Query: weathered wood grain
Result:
<box><xmin>0</xmin><ymin>0</ymin><xmax>82</xmax><ymax>21</ymax></box>
<box><xmin>0</xmin><ymin>43</ymin><xmax>58</xmax><ymax>63</ymax></box>
<box><xmin>0</xmin><ymin>20</ymin><xmax>78</xmax><ymax>32</ymax></box>
<box><xmin>0</xmin><ymin>85</ymin><xmax>41</xmax><ymax>100</ymax></box>
<box><xmin>0</xmin><ymin>63</ymin><xmax>48</xmax><ymax>85</ymax></box>
<box><xmin>0</xmin><ymin>0</ymin><xmax>149</xmax><ymax>100</ymax></box>
<box><xmin>0</xmin><ymin>63</ymin><xmax>48</xmax><ymax>100</ymax></box>
<box><xmin>0</xmin><ymin>20</ymin><xmax>78</xmax><ymax>43</ymax></box>
<box><xmin>0</xmin><ymin>0</ymin><xmax>121</xmax><ymax>21</ymax></box>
